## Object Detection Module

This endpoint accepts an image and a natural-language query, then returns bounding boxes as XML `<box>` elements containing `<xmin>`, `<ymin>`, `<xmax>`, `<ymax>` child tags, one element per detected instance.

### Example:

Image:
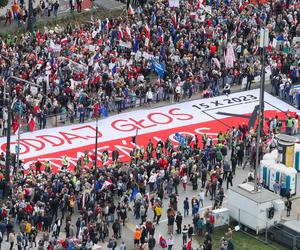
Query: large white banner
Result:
<box><xmin>0</xmin><ymin>89</ymin><xmax>297</xmax><ymax>171</ymax></box>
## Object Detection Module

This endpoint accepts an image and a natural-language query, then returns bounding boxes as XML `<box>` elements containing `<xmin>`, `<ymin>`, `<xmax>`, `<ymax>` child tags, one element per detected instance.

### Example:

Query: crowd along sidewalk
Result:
<box><xmin>0</xmin><ymin>0</ymin><xmax>125</xmax><ymax>34</ymax></box>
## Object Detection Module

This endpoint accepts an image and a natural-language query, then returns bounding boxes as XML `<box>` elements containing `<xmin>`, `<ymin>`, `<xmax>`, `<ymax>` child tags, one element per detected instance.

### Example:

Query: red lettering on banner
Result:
<box><xmin>59</xmin><ymin>132</ymin><xmax>88</xmax><ymax>144</ymax></box>
<box><xmin>147</xmin><ymin>113</ymin><xmax>173</xmax><ymax>124</ymax></box>
<box><xmin>128</xmin><ymin>118</ymin><xmax>156</xmax><ymax>129</ymax></box>
<box><xmin>111</xmin><ymin>119</ymin><xmax>139</xmax><ymax>132</ymax></box>
<box><xmin>169</xmin><ymin>108</ymin><xmax>194</xmax><ymax>120</ymax></box>
<box><xmin>71</xmin><ymin>125</ymin><xmax>103</xmax><ymax>138</ymax></box>
<box><xmin>20</xmin><ymin>139</ymin><xmax>46</xmax><ymax>151</ymax></box>
<box><xmin>36</xmin><ymin>135</ymin><xmax>64</xmax><ymax>147</ymax></box>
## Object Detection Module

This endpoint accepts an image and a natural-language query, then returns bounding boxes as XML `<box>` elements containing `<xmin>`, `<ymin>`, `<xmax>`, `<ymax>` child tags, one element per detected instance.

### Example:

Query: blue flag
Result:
<box><xmin>174</xmin><ymin>132</ymin><xmax>187</xmax><ymax>146</ymax></box>
<box><xmin>100</xmin><ymin>106</ymin><xmax>109</xmax><ymax>118</ymax></box>
<box><xmin>151</xmin><ymin>59</ymin><xmax>165</xmax><ymax>78</ymax></box>
<box><xmin>277</xmin><ymin>34</ymin><xmax>284</xmax><ymax>41</ymax></box>
<box><xmin>133</xmin><ymin>36</ymin><xmax>139</xmax><ymax>53</ymax></box>
<box><xmin>112</xmin><ymin>65</ymin><xmax>117</xmax><ymax>75</ymax></box>
<box><xmin>130</xmin><ymin>186</ymin><xmax>138</xmax><ymax>202</ymax></box>
<box><xmin>171</xmin><ymin>25</ymin><xmax>177</xmax><ymax>46</ymax></box>
<box><xmin>151</xmin><ymin>13</ymin><xmax>156</xmax><ymax>27</ymax></box>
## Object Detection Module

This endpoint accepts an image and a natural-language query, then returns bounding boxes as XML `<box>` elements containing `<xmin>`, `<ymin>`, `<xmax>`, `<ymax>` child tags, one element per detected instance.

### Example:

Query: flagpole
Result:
<box><xmin>16</xmin><ymin>106</ymin><xmax>22</xmax><ymax>171</ymax></box>
<box><xmin>94</xmin><ymin>115</ymin><xmax>99</xmax><ymax>168</ymax></box>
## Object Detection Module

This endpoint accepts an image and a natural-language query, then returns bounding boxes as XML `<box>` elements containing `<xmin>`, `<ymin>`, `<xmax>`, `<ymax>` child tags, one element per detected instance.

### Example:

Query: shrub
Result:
<box><xmin>0</xmin><ymin>0</ymin><xmax>9</xmax><ymax>8</ymax></box>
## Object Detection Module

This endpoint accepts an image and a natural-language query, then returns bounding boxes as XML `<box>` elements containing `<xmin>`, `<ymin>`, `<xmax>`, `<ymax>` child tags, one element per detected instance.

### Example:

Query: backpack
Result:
<box><xmin>69</xmin><ymin>200</ymin><xmax>75</xmax><ymax>208</ymax></box>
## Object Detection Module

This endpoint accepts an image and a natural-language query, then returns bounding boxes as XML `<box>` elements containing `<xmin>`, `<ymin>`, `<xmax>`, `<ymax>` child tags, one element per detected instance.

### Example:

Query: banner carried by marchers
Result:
<box><xmin>0</xmin><ymin>89</ymin><xmax>298</xmax><ymax>173</ymax></box>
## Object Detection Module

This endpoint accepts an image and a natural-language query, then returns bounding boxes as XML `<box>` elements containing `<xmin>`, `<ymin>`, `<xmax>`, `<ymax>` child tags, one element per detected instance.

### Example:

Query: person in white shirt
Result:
<box><xmin>167</xmin><ymin>234</ymin><xmax>174</xmax><ymax>249</ymax></box>
<box><xmin>199</xmin><ymin>189</ymin><xmax>205</xmax><ymax>208</ymax></box>
<box><xmin>146</xmin><ymin>88</ymin><xmax>153</xmax><ymax>107</ymax></box>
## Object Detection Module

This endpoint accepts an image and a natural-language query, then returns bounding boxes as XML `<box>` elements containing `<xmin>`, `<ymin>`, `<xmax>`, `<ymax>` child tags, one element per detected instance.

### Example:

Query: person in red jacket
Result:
<box><xmin>5</xmin><ymin>9</ymin><xmax>12</xmax><ymax>25</ymax></box>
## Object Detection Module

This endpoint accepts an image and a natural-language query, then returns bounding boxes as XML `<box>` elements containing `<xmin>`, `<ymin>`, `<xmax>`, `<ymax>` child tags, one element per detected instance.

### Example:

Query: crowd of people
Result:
<box><xmin>0</xmin><ymin>0</ymin><xmax>300</xmax><ymax>136</ymax></box>
<box><xmin>0</xmin><ymin>0</ymin><xmax>299</xmax><ymax>248</ymax></box>
<box><xmin>0</xmin><ymin>110</ymin><xmax>294</xmax><ymax>250</ymax></box>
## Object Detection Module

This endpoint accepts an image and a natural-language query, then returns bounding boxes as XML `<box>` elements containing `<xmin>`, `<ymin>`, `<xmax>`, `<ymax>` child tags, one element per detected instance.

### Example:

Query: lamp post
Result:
<box><xmin>4</xmin><ymin>75</ymin><xmax>42</xmax><ymax>183</ymax></box>
<box><xmin>4</xmin><ymin>84</ymin><xmax>12</xmax><ymax>183</ymax></box>
<box><xmin>254</xmin><ymin>21</ymin><xmax>268</xmax><ymax>191</ymax></box>
<box><xmin>94</xmin><ymin>116</ymin><xmax>99</xmax><ymax>168</ymax></box>
<box><xmin>27</xmin><ymin>0</ymin><xmax>34</xmax><ymax>33</ymax></box>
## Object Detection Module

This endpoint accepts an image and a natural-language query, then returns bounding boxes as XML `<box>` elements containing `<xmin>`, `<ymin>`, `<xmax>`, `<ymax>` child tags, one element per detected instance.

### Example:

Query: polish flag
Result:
<box><xmin>28</xmin><ymin>117</ymin><xmax>36</xmax><ymax>132</ymax></box>
<box><xmin>106</xmin><ymin>18</ymin><xmax>112</xmax><ymax>30</ymax></box>
<box><xmin>60</xmin><ymin>37</ymin><xmax>68</xmax><ymax>44</ymax></box>
<box><xmin>171</xmin><ymin>13</ymin><xmax>177</xmax><ymax>27</ymax></box>
<box><xmin>144</xmin><ymin>24</ymin><xmax>151</xmax><ymax>47</ymax></box>
<box><xmin>128</xmin><ymin>4</ymin><xmax>135</xmax><ymax>15</ymax></box>
<box><xmin>125</xmin><ymin>26</ymin><xmax>132</xmax><ymax>40</ymax></box>
<box><xmin>36</xmin><ymin>30</ymin><xmax>41</xmax><ymax>45</ymax></box>
<box><xmin>144</xmin><ymin>24</ymin><xmax>150</xmax><ymax>39</ymax></box>
<box><xmin>187</xmin><ymin>239</ymin><xmax>192</xmax><ymax>250</ymax></box>
<box><xmin>197</xmin><ymin>0</ymin><xmax>201</xmax><ymax>8</ymax></box>
<box><xmin>12</xmin><ymin>118</ymin><xmax>19</xmax><ymax>135</ymax></box>
<box><xmin>118</xmin><ymin>27</ymin><xmax>124</xmax><ymax>40</ymax></box>
<box><xmin>100</xmin><ymin>180</ymin><xmax>113</xmax><ymax>191</ymax></box>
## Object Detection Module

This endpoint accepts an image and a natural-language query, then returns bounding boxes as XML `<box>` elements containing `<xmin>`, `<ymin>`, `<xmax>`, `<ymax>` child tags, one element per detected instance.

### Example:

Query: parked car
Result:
<box><xmin>268</xmin><ymin>220</ymin><xmax>300</xmax><ymax>250</ymax></box>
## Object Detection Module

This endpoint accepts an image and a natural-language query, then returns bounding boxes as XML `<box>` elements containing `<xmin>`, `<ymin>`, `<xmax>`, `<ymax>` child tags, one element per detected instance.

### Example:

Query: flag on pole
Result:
<box><xmin>118</xmin><ymin>27</ymin><xmax>124</xmax><ymax>40</ymax></box>
<box><xmin>128</xmin><ymin>4</ymin><xmax>135</xmax><ymax>15</ymax></box>
<box><xmin>125</xmin><ymin>26</ymin><xmax>132</xmax><ymax>40</ymax></box>
<box><xmin>187</xmin><ymin>239</ymin><xmax>192</xmax><ymax>250</ymax></box>
<box><xmin>144</xmin><ymin>24</ymin><xmax>151</xmax><ymax>47</ymax></box>
<box><xmin>171</xmin><ymin>13</ymin><xmax>177</xmax><ymax>27</ymax></box>
<box><xmin>60</xmin><ymin>37</ymin><xmax>68</xmax><ymax>44</ymax></box>
<box><xmin>130</xmin><ymin>186</ymin><xmax>139</xmax><ymax>202</ymax></box>
<box><xmin>158</xmin><ymin>26</ymin><xmax>164</xmax><ymax>44</ymax></box>
<box><xmin>12</xmin><ymin>118</ymin><xmax>19</xmax><ymax>135</ymax></box>
<box><xmin>100</xmin><ymin>180</ymin><xmax>112</xmax><ymax>191</ymax></box>
<box><xmin>133</xmin><ymin>36</ymin><xmax>139</xmax><ymax>53</ymax></box>
<box><xmin>151</xmin><ymin>13</ymin><xmax>156</xmax><ymax>27</ymax></box>
<box><xmin>106</xmin><ymin>18</ymin><xmax>112</xmax><ymax>30</ymax></box>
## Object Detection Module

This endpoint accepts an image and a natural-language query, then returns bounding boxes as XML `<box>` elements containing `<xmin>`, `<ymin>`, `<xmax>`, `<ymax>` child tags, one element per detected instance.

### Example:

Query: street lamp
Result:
<box><xmin>94</xmin><ymin>115</ymin><xmax>99</xmax><ymax>168</ymax></box>
<box><xmin>3</xmin><ymin>75</ymin><xmax>42</xmax><ymax>183</ymax></box>
<box><xmin>254</xmin><ymin>12</ymin><xmax>269</xmax><ymax>191</ymax></box>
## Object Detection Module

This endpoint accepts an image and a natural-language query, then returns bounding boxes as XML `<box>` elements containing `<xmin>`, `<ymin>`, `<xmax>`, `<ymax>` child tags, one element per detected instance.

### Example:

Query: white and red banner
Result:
<box><xmin>0</xmin><ymin>89</ymin><xmax>298</xmax><ymax>173</ymax></box>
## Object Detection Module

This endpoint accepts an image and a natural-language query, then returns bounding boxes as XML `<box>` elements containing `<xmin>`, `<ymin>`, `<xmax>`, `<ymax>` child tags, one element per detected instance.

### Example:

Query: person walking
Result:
<box><xmin>167</xmin><ymin>234</ymin><xmax>174</xmax><ymax>250</ymax></box>
<box><xmin>9</xmin><ymin>231</ymin><xmax>15</xmax><ymax>250</ymax></box>
<box><xmin>176</xmin><ymin>211</ymin><xmax>183</xmax><ymax>234</ymax></box>
<box><xmin>226</xmin><ymin>171</ymin><xmax>233</xmax><ymax>189</ymax></box>
<box><xmin>183</xmin><ymin>197</ymin><xmax>189</xmax><ymax>217</ymax></box>
<box><xmin>155</xmin><ymin>205</ymin><xmax>162</xmax><ymax>224</ymax></box>
<box><xmin>182</xmin><ymin>225</ymin><xmax>188</xmax><ymax>245</ymax></box>
<box><xmin>148</xmin><ymin>235</ymin><xmax>156</xmax><ymax>250</ymax></box>
<box><xmin>286</xmin><ymin>199</ymin><xmax>292</xmax><ymax>217</ymax></box>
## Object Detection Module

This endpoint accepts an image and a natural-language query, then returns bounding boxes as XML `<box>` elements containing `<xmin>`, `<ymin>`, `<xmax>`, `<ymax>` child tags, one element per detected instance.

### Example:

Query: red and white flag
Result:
<box><xmin>12</xmin><ymin>118</ymin><xmax>19</xmax><ymax>135</ymax></box>
<box><xmin>60</xmin><ymin>37</ymin><xmax>68</xmax><ymax>44</ymax></box>
<box><xmin>171</xmin><ymin>13</ymin><xmax>177</xmax><ymax>27</ymax></box>
<box><xmin>125</xmin><ymin>26</ymin><xmax>132</xmax><ymax>40</ymax></box>
<box><xmin>118</xmin><ymin>27</ymin><xmax>123</xmax><ymax>40</ymax></box>
<box><xmin>100</xmin><ymin>180</ymin><xmax>112</xmax><ymax>191</ymax></box>
<box><xmin>144</xmin><ymin>24</ymin><xmax>150</xmax><ymax>47</ymax></box>
<box><xmin>106</xmin><ymin>18</ymin><xmax>112</xmax><ymax>30</ymax></box>
<box><xmin>28</xmin><ymin>117</ymin><xmax>35</xmax><ymax>132</ymax></box>
<box><xmin>128</xmin><ymin>4</ymin><xmax>135</xmax><ymax>15</ymax></box>
<box><xmin>187</xmin><ymin>239</ymin><xmax>192</xmax><ymax>250</ymax></box>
